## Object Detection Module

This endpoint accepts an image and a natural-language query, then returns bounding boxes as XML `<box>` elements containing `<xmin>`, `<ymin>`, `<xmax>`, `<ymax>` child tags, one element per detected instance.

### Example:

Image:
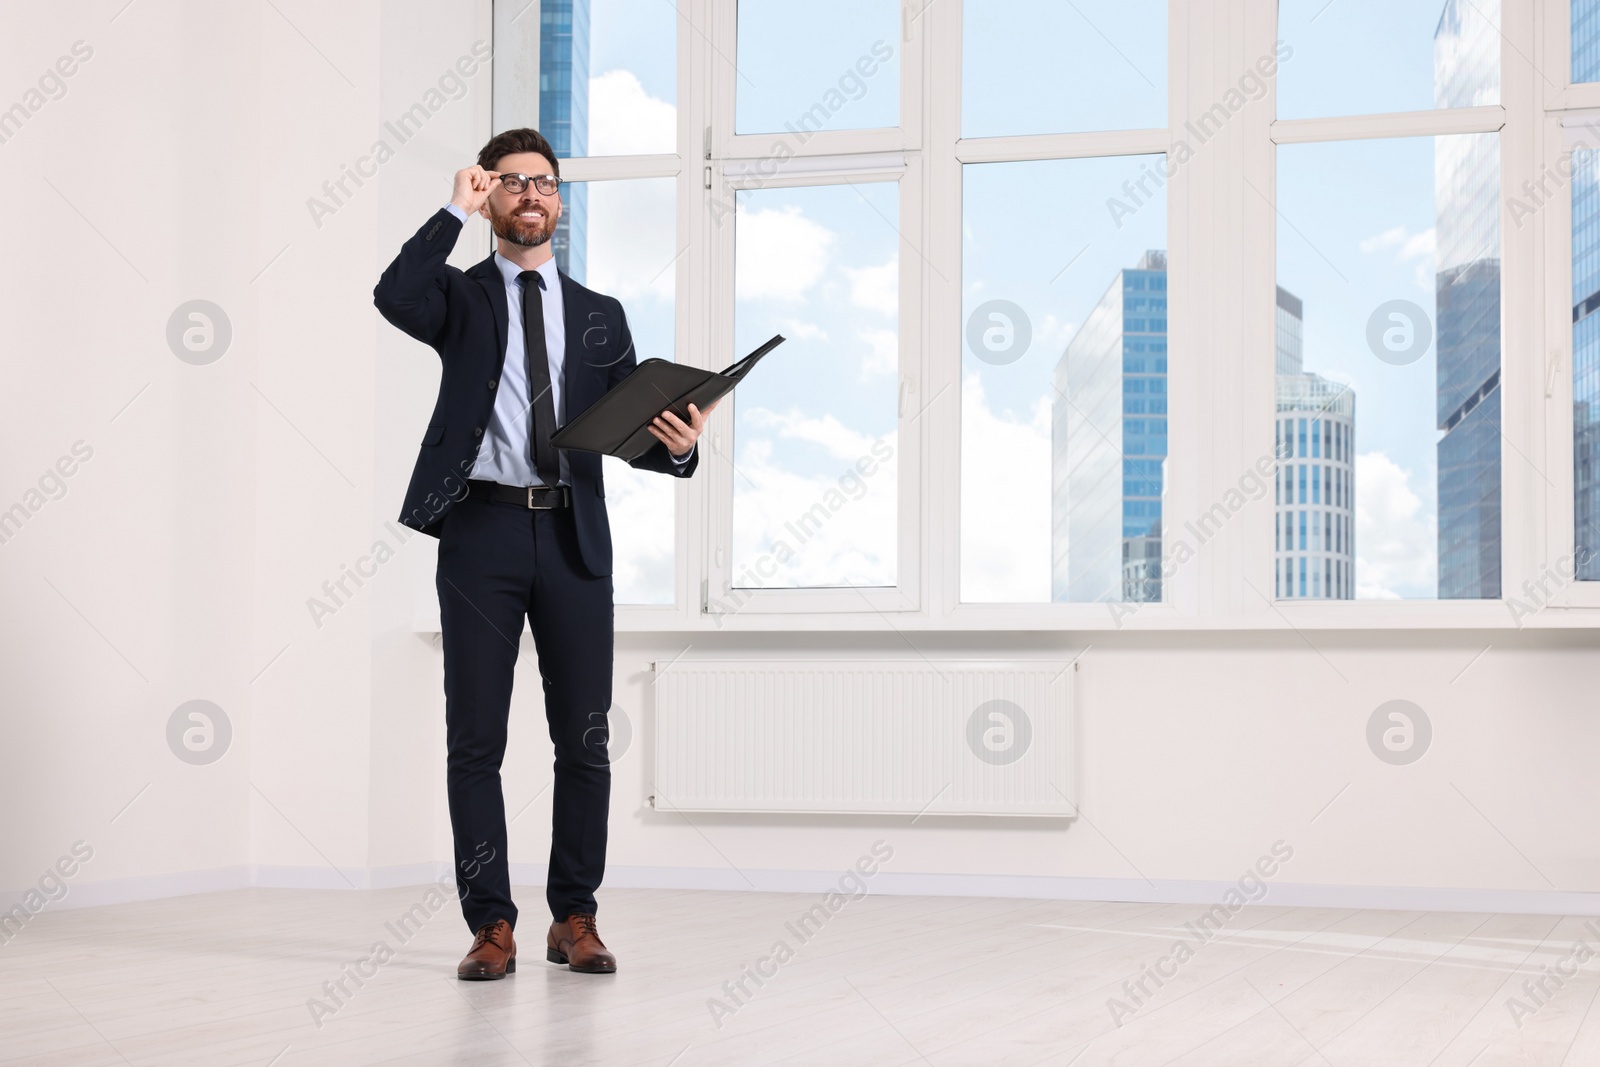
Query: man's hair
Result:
<box><xmin>477</xmin><ymin>128</ymin><xmax>560</xmax><ymax>176</ymax></box>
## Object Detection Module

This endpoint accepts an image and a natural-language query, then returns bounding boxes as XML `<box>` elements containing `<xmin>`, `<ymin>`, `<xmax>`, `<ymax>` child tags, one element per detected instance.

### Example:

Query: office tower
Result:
<box><xmin>1275</xmin><ymin>286</ymin><xmax>1357</xmax><ymax>599</ymax></box>
<box><xmin>540</xmin><ymin>0</ymin><xmax>590</xmax><ymax>280</ymax></box>
<box><xmin>1051</xmin><ymin>250</ymin><xmax>1167</xmax><ymax>603</ymax></box>
<box><xmin>1575</xmin><ymin>34</ymin><xmax>1600</xmax><ymax>577</ymax></box>
<box><xmin>1434</xmin><ymin>0</ymin><xmax>1502</xmax><ymax>597</ymax></box>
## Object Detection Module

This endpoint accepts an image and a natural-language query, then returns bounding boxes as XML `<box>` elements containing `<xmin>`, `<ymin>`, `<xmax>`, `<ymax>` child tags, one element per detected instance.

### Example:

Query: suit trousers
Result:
<box><xmin>436</xmin><ymin>490</ymin><xmax>614</xmax><ymax>934</ymax></box>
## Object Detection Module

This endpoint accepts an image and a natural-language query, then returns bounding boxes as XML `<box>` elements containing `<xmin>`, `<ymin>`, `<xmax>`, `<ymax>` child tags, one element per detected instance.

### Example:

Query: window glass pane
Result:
<box><xmin>1276</xmin><ymin>0</ymin><xmax>1500</xmax><ymax>119</ymax></box>
<box><xmin>546</xmin><ymin>0</ymin><xmax>675</xmax><ymax>156</ymax></box>
<box><xmin>568</xmin><ymin>177</ymin><xmax>678</xmax><ymax>604</ymax></box>
<box><xmin>960</xmin><ymin>156</ymin><xmax>1168</xmax><ymax>604</ymax></box>
<box><xmin>1577</xmin><ymin>0</ymin><xmax>1600</xmax><ymax>82</ymax></box>
<box><xmin>1276</xmin><ymin>133</ymin><xmax>1501</xmax><ymax>600</ymax></box>
<box><xmin>963</xmin><ymin>0</ymin><xmax>1166</xmax><ymax>137</ymax></box>
<box><xmin>734</xmin><ymin>0</ymin><xmax>899</xmax><ymax>135</ymax></box>
<box><xmin>731</xmin><ymin>182</ymin><xmax>899</xmax><ymax>588</ymax></box>
<box><xmin>1573</xmin><ymin>149</ymin><xmax>1600</xmax><ymax>577</ymax></box>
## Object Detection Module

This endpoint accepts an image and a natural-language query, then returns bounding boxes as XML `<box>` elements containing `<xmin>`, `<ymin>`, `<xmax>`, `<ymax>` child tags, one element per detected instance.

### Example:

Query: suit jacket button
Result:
<box><xmin>473</xmin><ymin>427</ymin><xmax>483</xmax><ymax>437</ymax></box>
<box><xmin>487</xmin><ymin>379</ymin><xmax>497</xmax><ymax>390</ymax></box>
<box><xmin>425</xmin><ymin>222</ymin><xmax>441</xmax><ymax>240</ymax></box>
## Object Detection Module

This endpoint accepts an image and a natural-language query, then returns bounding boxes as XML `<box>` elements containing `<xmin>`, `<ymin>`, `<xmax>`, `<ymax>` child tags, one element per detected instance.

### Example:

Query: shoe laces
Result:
<box><xmin>571</xmin><ymin>914</ymin><xmax>602</xmax><ymax>943</ymax></box>
<box><xmin>474</xmin><ymin>920</ymin><xmax>507</xmax><ymax>949</ymax></box>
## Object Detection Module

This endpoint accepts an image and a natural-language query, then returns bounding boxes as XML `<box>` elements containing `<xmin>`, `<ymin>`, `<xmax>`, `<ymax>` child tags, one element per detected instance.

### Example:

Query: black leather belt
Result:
<box><xmin>467</xmin><ymin>479</ymin><xmax>570</xmax><ymax>509</ymax></box>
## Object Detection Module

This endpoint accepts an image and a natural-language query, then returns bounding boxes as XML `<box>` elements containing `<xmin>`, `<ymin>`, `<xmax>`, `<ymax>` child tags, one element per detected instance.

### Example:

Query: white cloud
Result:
<box><xmin>587</xmin><ymin>70</ymin><xmax>676</xmax><ymax>156</ymax></box>
<box><xmin>601</xmin><ymin>458</ymin><xmax>675</xmax><ymax>603</ymax></box>
<box><xmin>844</xmin><ymin>258</ymin><xmax>897</xmax><ymax>317</ymax></box>
<box><xmin>730</xmin><ymin>408</ymin><xmax>896</xmax><ymax>588</ymax></box>
<box><xmin>1354</xmin><ymin>450</ymin><xmax>1437</xmax><ymax>599</ymax></box>
<box><xmin>584</xmin><ymin>178</ymin><xmax>676</xmax><ymax>302</ymax></box>
<box><xmin>736</xmin><ymin>204</ymin><xmax>834</xmax><ymax>301</ymax></box>
<box><xmin>1360</xmin><ymin>224</ymin><xmax>1436</xmax><ymax>293</ymax></box>
<box><xmin>743</xmin><ymin>407</ymin><xmax>878</xmax><ymax>462</ymax></box>
<box><xmin>859</xmin><ymin>328</ymin><xmax>897</xmax><ymax>380</ymax></box>
<box><xmin>1034</xmin><ymin>312</ymin><xmax>1080</xmax><ymax>357</ymax></box>
<box><xmin>780</xmin><ymin>319</ymin><xmax>828</xmax><ymax>342</ymax></box>
<box><xmin>959</xmin><ymin>373</ymin><xmax>1053</xmax><ymax>602</ymax></box>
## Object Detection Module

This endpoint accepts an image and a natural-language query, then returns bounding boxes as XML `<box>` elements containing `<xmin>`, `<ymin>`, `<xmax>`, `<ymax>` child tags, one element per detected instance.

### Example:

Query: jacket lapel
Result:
<box><xmin>558</xmin><ymin>269</ymin><xmax>596</xmax><ymax>410</ymax></box>
<box><xmin>468</xmin><ymin>254</ymin><xmax>508</xmax><ymax>369</ymax></box>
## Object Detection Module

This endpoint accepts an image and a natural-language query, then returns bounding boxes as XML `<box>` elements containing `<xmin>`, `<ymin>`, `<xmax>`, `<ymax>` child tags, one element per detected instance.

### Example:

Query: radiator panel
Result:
<box><xmin>652</xmin><ymin>659</ymin><xmax>1075</xmax><ymax>817</ymax></box>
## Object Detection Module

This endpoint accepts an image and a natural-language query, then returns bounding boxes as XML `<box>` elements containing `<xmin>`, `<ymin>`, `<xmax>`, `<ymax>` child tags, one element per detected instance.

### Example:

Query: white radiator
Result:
<box><xmin>650</xmin><ymin>659</ymin><xmax>1076</xmax><ymax>817</ymax></box>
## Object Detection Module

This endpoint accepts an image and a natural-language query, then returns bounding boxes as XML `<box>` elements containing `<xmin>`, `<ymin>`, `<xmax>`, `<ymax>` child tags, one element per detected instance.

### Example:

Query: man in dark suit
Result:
<box><xmin>374</xmin><ymin>128</ymin><xmax>711</xmax><ymax>979</ymax></box>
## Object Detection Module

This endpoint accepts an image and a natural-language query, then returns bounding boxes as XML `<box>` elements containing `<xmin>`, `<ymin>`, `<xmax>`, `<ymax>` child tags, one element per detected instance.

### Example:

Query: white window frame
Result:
<box><xmin>490</xmin><ymin>0</ymin><xmax>694</xmax><ymax>622</ymax></box>
<box><xmin>481</xmin><ymin>0</ymin><xmax>1600</xmax><ymax>634</ymax></box>
<box><xmin>1539</xmin><ymin>0</ymin><xmax>1600</xmax><ymax>608</ymax></box>
<box><xmin>692</xmin><ymin>0</ymin><xmax>925</xmax><ymax>618</ymax></box>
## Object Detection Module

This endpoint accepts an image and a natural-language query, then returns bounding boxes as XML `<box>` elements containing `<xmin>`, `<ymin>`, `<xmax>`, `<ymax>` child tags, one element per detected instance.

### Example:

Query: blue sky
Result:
<box><xmin>559</xmin><ymin>0</ymin><xmax>1506</xmax><ymax>603</ymax></box>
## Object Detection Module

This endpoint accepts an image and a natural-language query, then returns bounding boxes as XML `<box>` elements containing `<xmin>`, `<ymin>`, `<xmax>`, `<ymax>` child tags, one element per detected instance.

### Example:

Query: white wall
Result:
<box><xmin>4</xmin><ymin>1</ymin><xmax>1600</xmax><ymax>922</ymax></box>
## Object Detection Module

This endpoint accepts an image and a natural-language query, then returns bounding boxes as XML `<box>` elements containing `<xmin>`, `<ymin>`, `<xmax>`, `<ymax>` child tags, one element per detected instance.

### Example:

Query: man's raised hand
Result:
<box><xmin>450</xmin><ymin>165</ymin><xmax>501</xmax><ymax>216</ymax></box>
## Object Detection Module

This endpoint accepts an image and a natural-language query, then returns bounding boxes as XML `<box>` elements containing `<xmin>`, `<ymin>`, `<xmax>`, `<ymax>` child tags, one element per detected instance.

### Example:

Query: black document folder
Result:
<box><xmin>551</xmin><ymin>334</ymin><xmax>786</xmax><ymax>462</ymax></box>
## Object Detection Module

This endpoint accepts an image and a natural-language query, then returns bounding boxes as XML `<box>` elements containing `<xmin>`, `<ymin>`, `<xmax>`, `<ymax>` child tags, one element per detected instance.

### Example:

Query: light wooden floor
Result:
<box><xmin>4</xmin><ymin>885</ymin><xmax>1600</xmax><ymax>1065</ymax></box>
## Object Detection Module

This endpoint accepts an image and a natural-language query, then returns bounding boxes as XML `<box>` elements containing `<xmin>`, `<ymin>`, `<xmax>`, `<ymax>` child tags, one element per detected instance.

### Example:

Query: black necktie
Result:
<box><xmin>519</xmin><ymin>270</ymin><xmax>561</xmax><ymax>488</ymax></box>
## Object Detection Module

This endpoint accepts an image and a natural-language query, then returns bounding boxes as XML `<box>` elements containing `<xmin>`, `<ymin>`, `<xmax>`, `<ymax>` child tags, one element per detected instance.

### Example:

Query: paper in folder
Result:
<box><xmin>551</xmin><ymin>334</ymin><xmax>786</xmax><ymax>462</ymax></box>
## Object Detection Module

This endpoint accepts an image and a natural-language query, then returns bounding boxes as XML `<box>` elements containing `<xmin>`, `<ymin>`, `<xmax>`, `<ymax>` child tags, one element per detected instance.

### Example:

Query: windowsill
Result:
<box><xmin>410</xmin><ymin>599</ymin><xmax>1600</xmax><ymax>634</ymax></box>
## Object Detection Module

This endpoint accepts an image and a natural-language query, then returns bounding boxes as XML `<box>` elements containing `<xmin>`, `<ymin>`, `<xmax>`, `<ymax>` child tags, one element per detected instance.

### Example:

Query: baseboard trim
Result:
<box><xmin>15</xmin><ymin>863</ymin><xmax>1600</xmax><ymax>917</ymax></box>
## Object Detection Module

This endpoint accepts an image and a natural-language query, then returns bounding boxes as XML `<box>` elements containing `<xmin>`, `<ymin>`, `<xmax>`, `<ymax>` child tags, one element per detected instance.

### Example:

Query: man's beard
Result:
<box><xmin>489</xmin><ymin>205</ymin><xmax>557</xmax><ymax>248</ymax></box>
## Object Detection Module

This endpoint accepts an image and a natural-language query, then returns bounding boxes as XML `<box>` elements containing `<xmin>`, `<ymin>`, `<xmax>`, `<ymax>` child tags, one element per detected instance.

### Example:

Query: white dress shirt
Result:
<box><xmin>442</xmin><ymin>201</ymin><xmax>692</xmax><ymax>488</ymax></box>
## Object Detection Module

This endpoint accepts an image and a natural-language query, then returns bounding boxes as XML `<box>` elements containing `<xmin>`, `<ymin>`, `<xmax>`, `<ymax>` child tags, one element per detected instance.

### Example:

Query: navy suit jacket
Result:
<box><xmin>373</xmin><ymin>206</ymin><xmax>696</xmax><ymax>578</ymax></box>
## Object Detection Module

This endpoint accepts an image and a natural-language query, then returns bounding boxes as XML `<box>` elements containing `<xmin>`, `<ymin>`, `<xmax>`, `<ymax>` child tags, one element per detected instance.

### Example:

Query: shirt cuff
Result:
<box><xmin>669</xmin><ymin>442</ymin><xmax>696</xmax><ymax>465</ymax></box>
<box><xmin>443</xmin><ymin>202</ymin><xmax>468</xmax><ymax>223</ymax></box>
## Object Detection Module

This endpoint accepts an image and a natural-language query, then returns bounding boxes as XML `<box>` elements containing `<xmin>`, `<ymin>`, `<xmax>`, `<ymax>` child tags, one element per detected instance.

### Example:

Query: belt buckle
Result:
<box><xmin>526</xmin><ymin>485</ymin><xmax>557</xmax><ymax>510</ymax></box>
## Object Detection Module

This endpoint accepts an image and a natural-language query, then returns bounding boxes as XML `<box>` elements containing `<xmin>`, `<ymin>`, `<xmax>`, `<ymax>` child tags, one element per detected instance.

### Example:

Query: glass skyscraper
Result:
<box><xmin>540</xmin><ymin>0</ymin><xmax>589</xmax><ymax>280</ymax></box>
<box><xmin>1051</xmin><ymin>250</ymin><xmax>1167</xmax><ymax>603</ymax></box>
<box><xmin>1275</xmin><ymin>286</ymin><xmax>1356</xmax><ymax>599</ymax></box>
<box><xmin>1575</xmin><ymin>18</ymin><xmax>1600</xmax><ymax>579</ymax></box>
<box><xmin>1434</xmin><ymin>0</ymin><xmax>1503</xmax><ymax>598</ymax></box>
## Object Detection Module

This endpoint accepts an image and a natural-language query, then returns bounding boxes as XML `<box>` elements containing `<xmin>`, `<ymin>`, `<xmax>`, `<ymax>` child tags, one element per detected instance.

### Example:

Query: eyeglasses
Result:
<box><xmin>499</xmin><ymin>172</ymin><xmax>561</xmax><ymax>196</ymax></box>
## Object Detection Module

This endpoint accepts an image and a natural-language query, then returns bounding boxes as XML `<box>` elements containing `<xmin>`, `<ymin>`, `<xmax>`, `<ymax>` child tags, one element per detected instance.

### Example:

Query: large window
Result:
<box><xmin>589</xmin><ymin>178</ymin><xmax>678</xmax><ymax>604</ymax></box>
<box><xmin>1278</xmin><ymin>0</ymin><xmax>1500</xmax><ymax>118</ymax></box>
<box><xmin>469</xmin><ymin>0</ymin><xmax>1600</xmax><ymax>630</ymax></box>
<box><xmin>960</xmin><ymin>156</ymin><xmax>1168</xmax><ymax>604</ymax></box>
<box><xmin>959</xmin><ymin>2</ymin><xmax>1170</xmax><ymax>606</ymax></box>
<box><xmin>1274</xmin><ymin>1</ymin><xmax>1502</xmax><ymax>601</ymax></box>
<box><xmin>1276</xmin><ymin>134</ymin><xmax>1501</xmax><ymax>600</ymax></box>
<box><xmin>962</xmin><ymin>0</ymin><xmax>1166</xmax><ymax>137</ymax></box>
<box><xmin>494</xmin><ymin>0</ymin><xmax>681</xmax><ymax>605</ymax></box>
<box><xmin>703</xmin><ymin>0</ymin><xmax>916</xmax><ymax>611</ymax></box>
<box><xmin>731</xmin><ymin>182</ymin><xmax>900</xmax><ymax>589</ymax></box>
<box><xmin>734</xmin><ymin>0</ymin><xmax>899</xmax><ymax>134</ymax></box>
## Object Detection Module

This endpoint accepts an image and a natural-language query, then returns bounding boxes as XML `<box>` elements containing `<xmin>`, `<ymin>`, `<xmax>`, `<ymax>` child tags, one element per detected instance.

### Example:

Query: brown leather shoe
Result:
<box><xmin>546</xmin><ymin>913</ymin><xmax>617</xmax><ymax>973</ymax></box>
<box><xmin>457</xmin><ymin>918</ymin><xmax>516</xmax><ymax>980</ymax></box>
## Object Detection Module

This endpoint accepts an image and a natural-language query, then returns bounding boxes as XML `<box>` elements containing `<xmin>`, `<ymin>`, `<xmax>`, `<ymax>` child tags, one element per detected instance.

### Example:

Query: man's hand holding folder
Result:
<box><xmin>646</xmin><ymin>400</ymin><xmax>720</xmax><ymax>459</ymax></box>
<box><xmin>551</xmin><ymin>334</ymin><xmax>787</xmax><ymax>463</ymax></box>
